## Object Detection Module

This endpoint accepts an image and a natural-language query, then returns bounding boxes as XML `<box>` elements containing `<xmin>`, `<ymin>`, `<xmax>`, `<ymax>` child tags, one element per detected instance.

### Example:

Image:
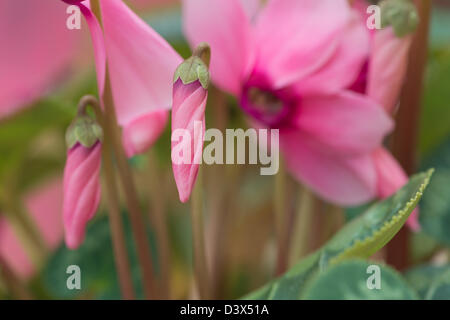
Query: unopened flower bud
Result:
<box><xmin>63</xmin><ymin>111</ymin><xmax>103</xmax><ymax>249</ymax></box>
<box><xmin>171</xmin><ymin>43</ymin><xmax>210</xmax><ymax>203</ymax></box>
<box><xmin>380</xmin><ymin>0</ymin><xmax>419</xmax><ymax>37</ymax></box>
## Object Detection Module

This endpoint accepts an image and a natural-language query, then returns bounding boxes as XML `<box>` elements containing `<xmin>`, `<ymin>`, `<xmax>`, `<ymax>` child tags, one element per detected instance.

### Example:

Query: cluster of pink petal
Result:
<box><xmin>182</xmin><ymin>0</ymin><xmax>418</xmax><ymax>229</ymax></box>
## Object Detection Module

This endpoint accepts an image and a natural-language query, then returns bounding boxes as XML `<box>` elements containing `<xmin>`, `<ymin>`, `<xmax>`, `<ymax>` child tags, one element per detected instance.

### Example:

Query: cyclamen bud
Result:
<box><xmin>63</xmin><ymin>112</ymin><xmax>103</xmax><ymax>249</ymax></box>
<box><xmin>380</xmin><ymin>0</ymin><xmax>419</xmax><ymax>37</ymax></box>
<box><xmin>171</xmin><ymin>43</ymin><xmax>210</xmax><ymax>203</ymax></box>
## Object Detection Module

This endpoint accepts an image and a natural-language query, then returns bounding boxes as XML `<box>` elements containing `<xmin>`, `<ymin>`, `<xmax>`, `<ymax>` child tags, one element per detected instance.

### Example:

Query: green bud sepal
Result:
<box><xmin>66</xmin><ymin>115</ymin><xmax>103</xmax><ymax>150</ymax></box>
<box><xmin>173</xmin><ymin>42</ymin><xmax>211</xmax><ymax>90</ymax></box>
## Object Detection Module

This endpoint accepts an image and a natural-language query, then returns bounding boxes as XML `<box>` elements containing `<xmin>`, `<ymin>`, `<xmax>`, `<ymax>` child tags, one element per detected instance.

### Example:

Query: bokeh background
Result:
<box><xmin>0</xmin><ymin>0</ymin><xmax>449</xmax><ymax>299</ymax></box>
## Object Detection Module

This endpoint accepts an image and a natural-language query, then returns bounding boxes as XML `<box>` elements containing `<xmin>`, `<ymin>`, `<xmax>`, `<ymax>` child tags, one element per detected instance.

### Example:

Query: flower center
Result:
<box><xmin>241</xmin><ymin>85</ymin><xmax>294</xmax><ymax>128</ymax></box>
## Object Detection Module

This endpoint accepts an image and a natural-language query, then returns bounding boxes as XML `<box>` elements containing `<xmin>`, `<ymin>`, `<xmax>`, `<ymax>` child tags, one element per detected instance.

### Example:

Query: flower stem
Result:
<box><xmin>146</xmin><ymin>151</ymin><xmax>171</xmax><ymax>299</ymax></box>
<box><xmin>78</xmin><ymin>95</ymin><xmax>136</xmax><ymax>300</ymax></box>
<box><xmin>191</xmin><ymin>166</ymin><xmax>210</xmax><ymax>299</ymax></box>
<box><xmin>90</xmin><ymin>0</ymin><xmax>157</xmax><ymax>299</ymax></box>
<box><xmin>388</xmin><ymin>0</ymin><xmax>432</xmax><ymax>271</ymax></box>
<box><xmin>289</xmin><ymin>186</ymin><xmax>314</xmax><ymax>266</ymax></box>
<box><xmin>274</xmin><ymin>158</ymin><xmax>290</xmax><ymax>276</ymax></box>
<box><xmin>103</xmin><ymin>74</ymin><xmax>157</xmax><ymax>299</ymax></box>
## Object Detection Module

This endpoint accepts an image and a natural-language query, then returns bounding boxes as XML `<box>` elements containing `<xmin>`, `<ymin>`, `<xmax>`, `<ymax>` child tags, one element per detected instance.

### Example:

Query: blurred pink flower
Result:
<box><xmin>351</xmin><ymin>0</ymin><xmax>420</xmax><ymax>231</ymax></box>
<box><xmin>171</xmin><ymin>79</ymin><xmax>208</xmax><ymax>203</ymax></box>
<box><xmin>353</xmin><ymin>0</ymin><xmax>413</xmax><ymax>114</ymax></box>
<box><xmin>70</xmin><ymin>0</ymin><xmax>182</xmax><ymax>157</ymax></box>
<box><xmin>351</xmin><ymin>0</ymin><xmax>418</xmax><ymax>230</ymax></box>
<box><xmin>63</xmin><ymin>143</ymin><xmax>102</xmax><ymax>249</ymax></box>
<box><xmin>183</xmin><ymin>0</ymin><xmax>394</xmax><ymax>206</ymax></box>
<box><xmin>0</xmin><ymin>0</ymin><xmax>80</xmax><ymax>119</ymax></box>
<box><xmin>0</xmin><ymin>179</ymin><xmax>64</xmax><ymax>279</ymax></box>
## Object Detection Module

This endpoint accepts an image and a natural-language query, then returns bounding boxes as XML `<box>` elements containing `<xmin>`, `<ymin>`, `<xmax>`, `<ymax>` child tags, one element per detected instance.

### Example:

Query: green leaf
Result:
<box><xmin>419</xmin><ymin>139</ymin><xmax>450</xmax><ymax>246</ymax></box>
<box><xmin>425</xmin><ymin>268</ymin><xmax>450</xmax><ymax>300</ymax></box>
<box><xmin>405</xmin><ymin>264</ymin><xmax>450</xmax><ymax>299</ymax></box>
<box><xmin>301</xmin><ymin>260</ymin><xmax>418</xmax><ymax>300</ymax></box>
<box><xmin>42</xmin><ymin>213</ymin><xmax>157</xmax><ymax>299</ymax></box>
<box><xmin>243</xmin><ymin>170</ymin><xmax>433</xmax><ymax>300</ymax></box>
<box><xmin>420</xmin><ymin>52</ymin><xmax>450</xmax><ymax>155</ymax></box>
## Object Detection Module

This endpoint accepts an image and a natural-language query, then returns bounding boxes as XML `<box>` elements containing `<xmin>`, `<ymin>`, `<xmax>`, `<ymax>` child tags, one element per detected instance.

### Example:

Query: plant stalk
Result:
<box><xmin>191</xmin><ymin>166</ymin><xmax>210</xmax><ymax>299</ymax></box>
<box><xmin>90</xmin><ymin>0</ymin><xmax>157</xmax><ymax>298</ymax></box>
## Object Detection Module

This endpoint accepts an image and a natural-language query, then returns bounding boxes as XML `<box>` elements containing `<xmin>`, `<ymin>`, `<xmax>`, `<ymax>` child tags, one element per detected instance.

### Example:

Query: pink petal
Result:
<box><xmin>0</xmin><ymin>0</ymin><xmax>79</xmax><ymax>119</ymax></box>
<box><xmin>171</xmin><ymin>80</ymin><xmax>207</xmax><ymax>203</ymax></box>
<box><xmin>100</xmin><ymin>0</ymin><xmax>182</xmax><ymax>128</ymax></box>
<box><xmin>372</xmin><ymin>147</ymin><xmax>420</xmax><ymax>231</ymax></box>
<box><xmin>253</xmin><ymin>0</ymin><xmax>351</xmax><ymax>89</ymax></box>
<box><xmin>240</xmin><ymin>0</ymin><xmax>262</xmax><ymax>20</ymax></box>
<box><xmin>63</xmin><ymin>143</ymin><xmax>102</xmax><ymax>249</ymax></box>
<box><xmin>368</xmin><ymin>28</ymin><xmax>412</xmax><ymax>114</ymax></box>
<box><xmin>0</xmin><ymin>179</ymin><xmax>64</xmax><ymax>279</ymax></box>
<box><xmin>295</xmin><ymin>91</ymin><xmax>394</xmax><ymax>155</ymax></box>
<box><xmin>78</xmin><ymin>2</ymin><xmax>107</xmax><ymax>95</ymax></box>
<box><xmin>182</xmin><ymin>0</ymin><xmax>254</xmax><ymax>96</ymax></box>
<box><xmin>292</xmin><ymin>13</ymin><xmax>370</xmax><ymax>95</ymax></box>
<box><xmin>280</xmin><ymin>129</ymin><xmax>377</xmax><ymax>206</ymax></box>
<box><xmin>122</xmin><ymin>110</ymin><xmax>169</xmax><ymax>158</ymax></box>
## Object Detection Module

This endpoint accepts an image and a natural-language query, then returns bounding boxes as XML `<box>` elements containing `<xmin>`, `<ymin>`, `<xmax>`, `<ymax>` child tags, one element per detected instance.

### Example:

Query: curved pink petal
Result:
<box><xmin>182</xmin><ymin>0</ymin><xmax>254</xmax><ymax>96</ymax></box>
<box><xmin>372</xmin><ymin>147</ymin><xmax>420</xmax><ymax>231</ymax></box>
<box><xmin>253</xmin><ymin>0</ymin><xmax>351</xmax><ymax>89</ymax></box>
<box><xmin>0</xmin><ymin>179</ymin><xmax>64</xmax><ymax>279</ymax></box>
<box><xmin>63</xmin><ymin>143</ymin><xmax>102</xmax><ymax>249</ymax></box>
<box><xmin>295</xmin><ymin>91</ymin><xmax>394</xmax><ymax>155</ymax></box>
<box><xmin>78</xmin><ymin>2</ymin><xmax>107</xmax><ymax>95</ymax></box>
<box><xmin>100</xmin><ymin>0</ymin><xmax>182</xmax><ymax>128</ymax></box>
<box><xmin>0</xmin><ymin>0</ymin><xmax>79</xmax><ymax>119</ymax></box>
<box><xmin>122</xmin><ymin>110</ymin><xmax>169</xmax><ymax>158</ymax></box>
<box><xmin>368</xmin><ymin>28</ymin><xmax>412</xmax><ymax>114</ymax></box>
<box><xmin>171</xmin><ymin>80</ymin><xmax>207</xmax><ymax>203</ymax></box>
<box><xmin>280</xmin><ymin>129</ymin><xmax>377</xmax><ymax>206</ymax></box>
<box><xmin>291</xmin><ymin>13</ymin><xmax>370</xmax><ymax>95</ymax></box>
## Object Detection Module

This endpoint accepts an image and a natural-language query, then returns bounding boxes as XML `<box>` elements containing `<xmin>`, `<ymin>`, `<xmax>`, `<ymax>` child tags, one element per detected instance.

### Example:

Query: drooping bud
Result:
<box><xmin>380</xmin><ymin>0</ymin><xmax>419</xmax><ymax>37</ymax></box>
<box><xmin>171</xmin><ymin>43</ymin><xmax>210</xmax><ymax>203</ymax></box>
<box><xmin>63</xmin><ymin>142</ymin><xmax>102</xmax><ymax>249</ymax></box>
<box><xmin>63</xmin><ymin>98</ymin><xmax>103</xmax><ymax>249</ymax></box>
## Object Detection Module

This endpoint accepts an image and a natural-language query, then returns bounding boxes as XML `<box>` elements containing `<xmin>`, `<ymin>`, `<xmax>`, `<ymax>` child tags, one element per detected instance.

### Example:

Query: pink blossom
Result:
<box><xmin>183</xmin><ymin>0</ymin><xmax>394</xmax><ymax>206</ymax></box>
<box><xmin>63</xmin><ymin>143</ymin><xmax>102</xmax><ymax>249</ymax></box>
<box><xmin>0</xmin><ymin>0</ymin><xmax>79</xmax><ymax>119</ymax></box>
<box><xmin>351</xmin><ymin>0</ymin><xmax>418</xmax><ymax>229</ymax></box>
<box><xmin>70</xmin><ymin>0</ymin><xmax>182</xmax><ymax>157</ymax></box>
<box><xmin>0</xmin><ymin>179</ymin><xmax>64</xmax><ymax>279</ymax></box>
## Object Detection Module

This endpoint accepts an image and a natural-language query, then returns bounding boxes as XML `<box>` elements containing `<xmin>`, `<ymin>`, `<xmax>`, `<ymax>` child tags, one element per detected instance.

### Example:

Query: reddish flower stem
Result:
<box><xmin>91</xmin><ymin>1</ymin><xmax>157</xmax><ymax>299</ymax></box>
<box><xmin>77</xmin><ymin>96</ymin><xmax>136</xmax><ymax>300</ymax></box>
<box><xmin>388</xmin><ymin>0</ymin><xmax>432</xmax><ymax>270</ymax></box>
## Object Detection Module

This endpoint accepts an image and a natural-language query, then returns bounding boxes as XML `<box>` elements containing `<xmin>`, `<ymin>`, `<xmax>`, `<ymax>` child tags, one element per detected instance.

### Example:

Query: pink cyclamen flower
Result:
<box><xmin>0</xmin><ymin>179</ymin><xmax>64</xmax><ymax>279</ymax></box>
<box><xmin>63</xmin><ymin>142</ymin><xmax>102</xmax><ymax>249</ymax></box>
<box><xmin>66</xmin><ymin>0</ymin><xmax>182</xmax><ymax>157</ymax></box>
<box><xmin>183</xmin><ymin>0</ymin><xmax>394</xmax><ymax>206</ymax></box>
<box><xmin>0</xmin><ymin>0</ymin><xmax>79</xmax><ymax>119</ymax></box>
<box><xmin>351</xmin><ymin>0</ymin><xmax>419</xmax><ymax>230</ymax></box>
<box><xmin>171</xmin><ymin>45</ymin><xmax>210</xmax><ymax>202</ymax></box>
